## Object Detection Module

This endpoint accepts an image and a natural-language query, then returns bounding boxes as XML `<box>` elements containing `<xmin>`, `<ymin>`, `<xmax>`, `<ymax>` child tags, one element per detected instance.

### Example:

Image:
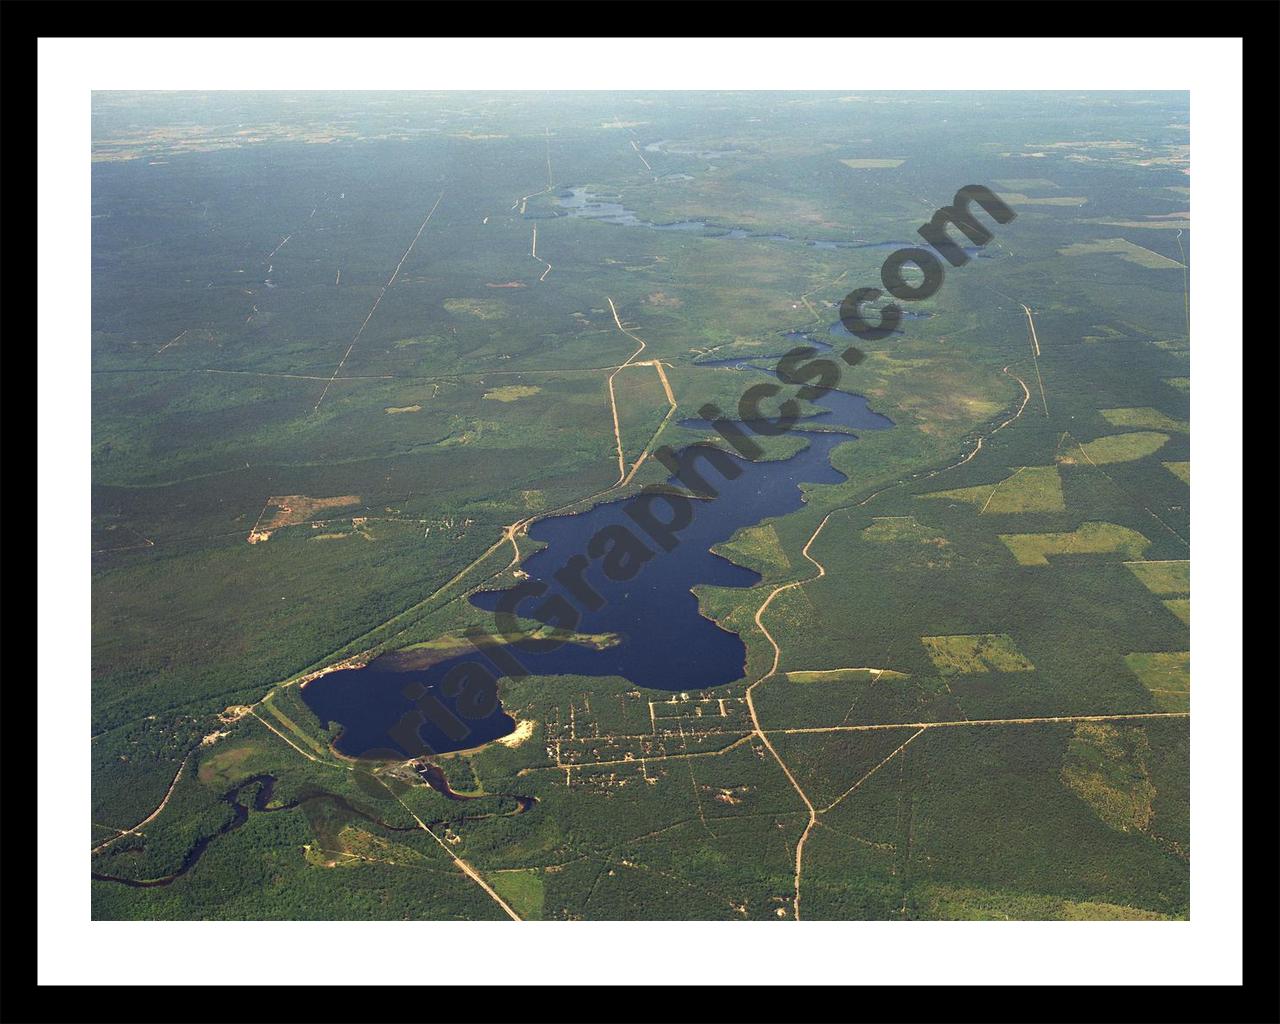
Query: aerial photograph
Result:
<box><xmin>89</xmin><ymin>90</ymin><xmax>1192</xmax><ymax>922</ymax></box>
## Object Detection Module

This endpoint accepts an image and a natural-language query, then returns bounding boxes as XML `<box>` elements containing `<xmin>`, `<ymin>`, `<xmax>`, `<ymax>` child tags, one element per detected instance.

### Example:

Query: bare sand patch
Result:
<box><xmin>249</xmin><ymin>494</ymin><xmax>361</xmax><ymax>543</ymax></box>
<box><xmin>497</xmin><ymin>719</ymin><xmax>536</xmax><ymax>748</ymax></box>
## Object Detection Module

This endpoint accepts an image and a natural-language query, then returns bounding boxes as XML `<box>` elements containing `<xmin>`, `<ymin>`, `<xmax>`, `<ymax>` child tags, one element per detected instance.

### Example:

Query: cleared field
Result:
<box><xmin>250</xmin><ymin>494</ymin><xmax>363</xmax><ymax>543</ymax></box>
<box><xmin>490</xmin><ymin>868</ymin><xmax>546</xmax><ymax>920</ymax></box>
<box><xmin>839</xmin><ymin>157</ymin><xmax>904</xmax><ymax>169</ymax></box>
<box><xmin>918</xmin><ymin>465</ymin><xmax>1064</xmax><ymax>514</ymax></box>
<box><xmin>1061</xmin><ymin>722</ymin><xmax>1155</xmax><ymax>833</ymax></box>
<box><xmin>1163</xmin><ymin>461</ymin><xmax>1190</xmax><ymax>484</ymax></box>
<box><xmin>909</xmin><ymin>883</ymin><xmax>1173</xmax><ymax>921</ymax></box>
<box><xmin>999</xmin><ymin>522</ymin><xmax>1151</xmax><ymax>566</ymax></box>
<box><xmin>993</xmin><ymin>178</ymin><xmax>1059</xmax><ymax>190</ymax></box>
<box><xmin>1163</xmin><ymin>599</ymin><xmax>1190</xmax><ymax>625</ymax></box>
<box><xmin>443</xmin><ymin>297</ymin><xmax>506</xmax><ymax>320</ymax></box>
<box><xmin>1101</xmin><ymin>407</ymin><xmax>1188</xmax><ymax>433</ymax></box>
<box><xmin>1093</xmin><ymin>219</ymin><xmax>1189</xmax><ymax>231</ymax></box>
<box><xmin>196</xmin><ymin>743</ymin><xmax>262</xmax><ymax>787</ymax></box>
<box><xmin>1124</xmin><ymin>652</ymin><xmax>1190</xmax><ymax>712</ymax></box>
<box><xmin>334</xmin><ymin>826</ymin><xmax>428</xmax><ymax>866</ymax></box>
<box><xmin>1125</xmin><ymin>559</ymin><xmax>1190</xmax><ymax>595</ymax></box>
<box><xmin>1058</xmin><ymin>431</ymin><xmax>1169</xmax><ymax>465</ymax></box>
<box><xmin>996</xmin><ymin>192</ymin><xmax>1088</xmax><ymax>207</ymax></box>
<box><xmin>920</xmin><ymin>634</ymin><xmax>1035</xmax><ymax>675</ymax></box>
<box><xmin>786</xmin><ymin>668</ymin><xmax>910</xmax><ymax>685</ymax></box>
<box><xmin>859</xmin><ymin>516</ymin><xmax>955</xmax><ymax>569</ymax></box>
<box><xmin>483</xmin><ymin>385</ymin><xmax>542</xmax><ymax>402</ymax></box>
<box><xmin>1057</xmin><ymin>238</ymin><xmax>1183</xmax><ymax>269</ymax></box>
<box><xmin>862</xmin><ymin>516</ymin><xmax>945</xmax><ymax>543</ymax></box>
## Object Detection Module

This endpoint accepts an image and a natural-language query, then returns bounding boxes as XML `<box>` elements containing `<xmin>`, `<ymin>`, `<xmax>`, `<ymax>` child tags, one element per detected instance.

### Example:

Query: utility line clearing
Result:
<box><xmin>313</xmin><ymin>193</ymin><xmax>444</xmax><ymax>412</ymax></box>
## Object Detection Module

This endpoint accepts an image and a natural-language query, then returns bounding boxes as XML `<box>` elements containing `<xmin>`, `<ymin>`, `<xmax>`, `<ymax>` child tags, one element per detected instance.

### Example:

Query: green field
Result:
<box><xmin>1059</xmin><ymin>431</ymin><xmax>1170</xmax><ymax>465</ymax></box>
<box><xmin>1124</xmin><ymin>652</ymin><xmax>1191</xmax><ymax>712</ymax></box>
<box><xmin>1102</xmin><ymin>407</ymin><xmax>1189</xmax><ymax>432</ymax></box>
<box><xmin>1126</xmin><ymin>559</ymin><xmax>1190</xmax><ymax>595</ymax></box>
<box><xmin>999</xmin><ymin>522</ymin><xmax>1152</xmax><ymax>567</ymax></box>
<box><xmin>1058</xmin><ymin>238</ymin><xmax>1185</xmax><ymax>270</ymax></box>
<box><xmin>918</xmin><ymin>465</ymin><xmax>1065</xmax><ymax>514</ymax></box>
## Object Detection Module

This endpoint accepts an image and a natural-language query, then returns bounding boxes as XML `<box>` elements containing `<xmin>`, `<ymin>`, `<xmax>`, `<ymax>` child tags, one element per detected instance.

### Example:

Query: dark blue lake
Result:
<box><xmin>303</xmin><ymin>356</ymin><xmax>894</xmax><ymax>759</ymax></box>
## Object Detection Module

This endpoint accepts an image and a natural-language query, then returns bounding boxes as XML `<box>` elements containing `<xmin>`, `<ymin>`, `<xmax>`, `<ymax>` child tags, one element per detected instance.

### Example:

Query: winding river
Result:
<box><xmin>92</xmin><ymin>771</ymin><xmax>534</xmax><ymax>887</ymax></box>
